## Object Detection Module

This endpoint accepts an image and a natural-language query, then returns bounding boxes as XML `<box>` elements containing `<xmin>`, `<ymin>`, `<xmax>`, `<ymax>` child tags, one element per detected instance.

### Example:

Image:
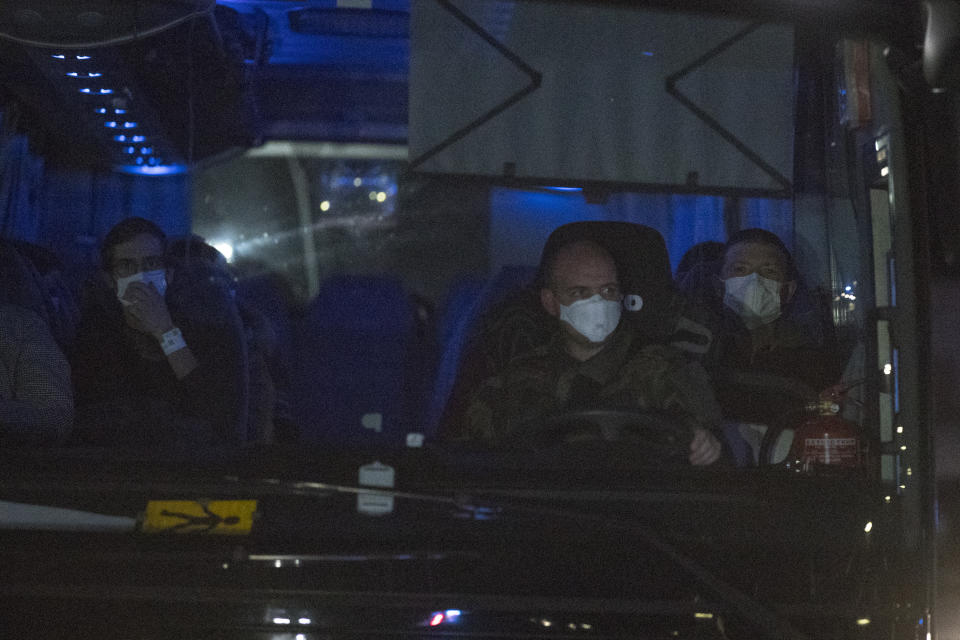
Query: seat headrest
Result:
<box><xmin>536</xmin><ymin>222</ymin><xmax>671</xmax><ymax>291</ymax></box>
<box><xmin>307</xmin><ymin>275</ymin><xmax>413</xmax><ymax>336</ymax></box>
<box><xmin>536</xmin><ymin>222</ymin><xmax>675</xmax><ymax>339</ymax></box>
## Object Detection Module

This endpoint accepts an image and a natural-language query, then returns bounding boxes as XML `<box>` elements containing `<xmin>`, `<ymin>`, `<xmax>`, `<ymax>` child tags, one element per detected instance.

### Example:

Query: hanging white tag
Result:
<box><xmin>406</xmin><ymin>433</ymin><xmax>425</xmax><ymax>448</ymax></box>
<box><xmin>357</xmin><ymin>461</ymin><xmax>395</xmax><ymax>516</ymax></box>
<box><xmin>361</xmin><ymin>413</ymin><xmax>383</xmax><ymax>433</ymax></box>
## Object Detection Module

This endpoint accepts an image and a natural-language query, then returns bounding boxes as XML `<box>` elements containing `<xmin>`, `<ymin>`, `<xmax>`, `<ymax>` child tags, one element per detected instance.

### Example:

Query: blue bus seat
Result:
<box><xmin>434</xmin><ymin>265</ymin><xmax>541</xmax><ymax>438</ymax></box>
<box><xmin>422</xmin><ymin>276</ymin><xmax>486</xmax><ymax>436</ymax></box>
<box><xmin>292</xmin><ymin>275</ymin><xmax>425</xmax><ymax>448</ymax></box>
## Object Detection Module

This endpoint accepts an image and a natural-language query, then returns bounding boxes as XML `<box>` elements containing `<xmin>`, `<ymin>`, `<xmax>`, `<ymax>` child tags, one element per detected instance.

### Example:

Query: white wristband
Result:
<box><xmin>159</xmin><ymin>327</ymin><xmax>187</xmax><ymax>356</ymax></box>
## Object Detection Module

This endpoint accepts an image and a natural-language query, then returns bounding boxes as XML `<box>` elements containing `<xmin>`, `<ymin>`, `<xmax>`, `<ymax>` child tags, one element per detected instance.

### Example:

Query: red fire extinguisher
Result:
<box><xmin>785</xmin><ymin>382</ymin><xmax>864</xmax><ymax>472</ymax></box>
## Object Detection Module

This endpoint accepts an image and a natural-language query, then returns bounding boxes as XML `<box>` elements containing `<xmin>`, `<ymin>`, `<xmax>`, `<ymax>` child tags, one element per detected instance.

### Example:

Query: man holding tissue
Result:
<box><xmin>70</xmin><ymin>217</ymin><xmax>241</xmax><ymax>446</ymax></box>
<box><xmin>459</xmin><ymin>239</ymin><xmax>723</xmax><ymax>466</ymax></box>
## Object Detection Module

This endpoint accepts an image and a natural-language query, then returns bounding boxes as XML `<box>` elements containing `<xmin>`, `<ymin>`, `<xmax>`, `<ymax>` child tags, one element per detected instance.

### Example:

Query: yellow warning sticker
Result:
<box><xmin>141</xmin><ymin>500</ymin><xmax>257</xmax><ymax>535</ymax></box>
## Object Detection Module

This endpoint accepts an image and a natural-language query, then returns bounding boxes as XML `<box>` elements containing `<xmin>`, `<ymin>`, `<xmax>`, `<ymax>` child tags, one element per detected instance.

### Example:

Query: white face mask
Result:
<box><xmin>723</xmin><ymin>272</ymin><xmax>781</xmax><ymax>328</ymax></box>
<box><xmin>116</xmin><ymin>270</ymin><xmax>167</xmax><ymax>306</ymax></box>
<box><xmin>559</xmin><ymin>294</ymin><xmax>622</xmax><ymax>343</ymax></box>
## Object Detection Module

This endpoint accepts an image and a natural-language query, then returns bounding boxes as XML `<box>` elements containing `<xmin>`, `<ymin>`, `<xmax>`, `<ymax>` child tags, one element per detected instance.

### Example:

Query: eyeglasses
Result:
<box><xmin>111</xmin><ymin>255</ymin><xmax>166</xmax><ymax>278</ymax></box>
<box><xmin>553</xmin><ymin>284</ymin><xmax>622</xmax><ymax>302</ymax></box>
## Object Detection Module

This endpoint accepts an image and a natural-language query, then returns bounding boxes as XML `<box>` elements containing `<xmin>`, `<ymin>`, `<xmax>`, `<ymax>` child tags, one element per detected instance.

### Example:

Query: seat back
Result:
<box><xmin>292</xmin><ymin>275</ymin><xmax>424</xmax><ymax>447</ymax></box>
<box><xmin>235</xmin><ymin>272</ymin><xmax>295</xmax><ymax>374</ymax></box>
<box><xmin>423</xmin><ymin>276</ymin><xmax>485</xmax><ymax>434</ymax></box>
<box><xmin>234</xmin><ymin>272</ymin><xmax>298</xmax><ymax>442</ymax></box>
<box><xmin>166</xmin><ymin>259</ymin><xmax>250</xmax><ymax>444</ymax></box>
<box><xmin>427</xmin><ymin>266</ymin><xmax>539</xmax><ymax>437</ymax></box>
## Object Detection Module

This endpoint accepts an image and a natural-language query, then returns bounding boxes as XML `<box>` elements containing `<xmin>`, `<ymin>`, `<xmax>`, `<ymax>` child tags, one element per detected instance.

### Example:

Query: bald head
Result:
<box><xmin>542</xmin><ymin>240</ymin><xmax>617</xmax><ymax>291</ymax></box>
<box><xmin>540</xmin><ymin>240</ymin><xmax>619</xmax><ymax>313</ymax></box>
<box><xmin>539</xmin><ymin>240</ymin><xmax>621</xmax><ymax>356</ymax></box>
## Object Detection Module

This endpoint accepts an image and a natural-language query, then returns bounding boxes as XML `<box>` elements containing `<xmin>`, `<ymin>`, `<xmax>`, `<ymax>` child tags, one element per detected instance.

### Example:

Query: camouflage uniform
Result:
<box><xmin>460</xmin><ymin>325</ymin><xmax>721</xmax><ymax>443</ymax></box>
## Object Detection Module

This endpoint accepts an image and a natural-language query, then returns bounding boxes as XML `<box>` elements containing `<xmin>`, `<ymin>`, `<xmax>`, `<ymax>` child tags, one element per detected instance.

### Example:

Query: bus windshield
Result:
<box><xmin>0</xmin><ymin>1</ymin><xmax>943</xmax><ymax>639</ymax></box>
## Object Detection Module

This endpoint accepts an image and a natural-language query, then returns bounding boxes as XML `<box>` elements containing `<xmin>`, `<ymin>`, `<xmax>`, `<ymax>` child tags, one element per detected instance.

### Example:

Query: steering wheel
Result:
<box><xmin>511</xmin><ymin>407</ymin><xmax>693</xmax><ymax>461</ymax></box>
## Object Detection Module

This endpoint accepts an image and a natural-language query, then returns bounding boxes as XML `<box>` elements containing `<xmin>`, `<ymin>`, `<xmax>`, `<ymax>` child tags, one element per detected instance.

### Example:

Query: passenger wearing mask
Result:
<box><xmin>704</xmin><ymin>228</ymin><xmax>842</xmax><ymax>428</ymax></box>
<box><xmin>0</xmin><ymin>303</ymin><xmax>73</xmax><ymax>444</ymax></box>
<box><xmin>455</xmin><ymin>239</ymin><xmax>723</xmax><ymax>466</ymax></box>
<box><xmin>71</xmin><ymin>217</ymin><xmax>242</xmax><ymax>446</ymax></box>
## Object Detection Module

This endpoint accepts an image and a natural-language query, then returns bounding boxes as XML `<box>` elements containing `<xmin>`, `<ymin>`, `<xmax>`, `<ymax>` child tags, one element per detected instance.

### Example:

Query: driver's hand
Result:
<box><xmin>689</xmin><ymin>428</ymin><xmax>722</xmax><ymax>466</ymax></box>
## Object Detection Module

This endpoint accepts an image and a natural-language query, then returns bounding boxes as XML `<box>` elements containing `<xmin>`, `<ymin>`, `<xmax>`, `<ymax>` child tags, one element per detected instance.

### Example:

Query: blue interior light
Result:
<box><xmin>96</xmin><ymin>107</ymin><xmax>107</xmax><ymax>114</ymax></box>
<box><xmin>131</xmin><ymin>135</ymin><xmax>146</xmax><ymax>143</ymax></box>
<box><xmin>51</xmin><ymin>54</ymin><xmax>66</xmax><ymax>59</ymax></box>
<box><xmin>104</xmin><ymin>121</ymin><xmax>118</xmax><ymax>128</ymax></box>
<box><xmin>124</xmin><ymin>146</ymin><xmax>136</xmax><ymax>154</ymax></box>
<box><xmin>76</xmin><ymin>55</ymin><xmax>91</xmax><ymax>60</ymax></box>
<box><xmin>113</xmin><ymin>135</ymin><xmax>127</xmax><ymax>142</ymax></box>
<box><xmin>114</xmin><ymin>108</ymin><xmax>127</xmax><ymax>115</ymax></box>
<box><xmin>140</xmin><ymin>147</ymin><xmax>153</xmax><ymax>155</ymax></box>
<box><xmin>123</xmin><ymin>122</ymin><xmax>138</xmax><ymax>129</ymax></box>
<box><xmin>116</xmin><ymin>163</ymin><xmax>188</xmax><ymax>176</ymax></box>
<box><xmin>135</xmin><ymin>157</ymin><xmax>145</xmax><ymax>165</ymax></box>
